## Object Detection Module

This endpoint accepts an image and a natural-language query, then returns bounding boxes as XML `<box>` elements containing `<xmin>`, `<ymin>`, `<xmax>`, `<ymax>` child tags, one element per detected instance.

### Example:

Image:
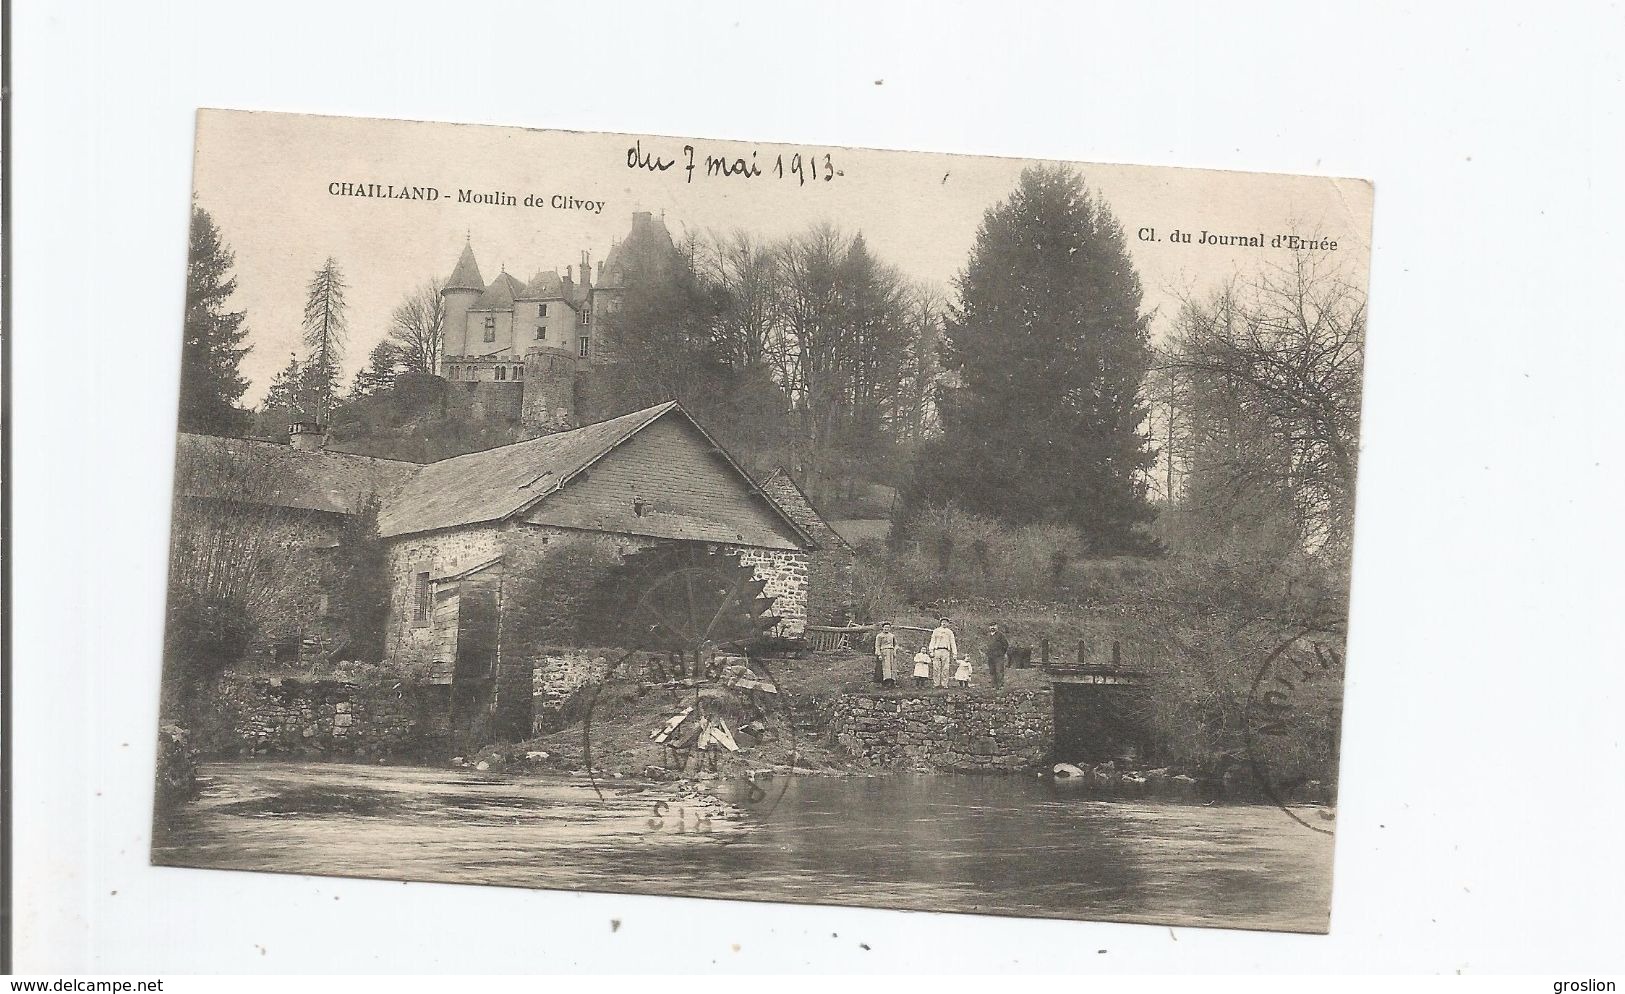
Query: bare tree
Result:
<box><xmin>1162</xmin><ymin>246</ymin><xmax>1365</xmax><ymax>556</ymax></box>
<box><xmin>701</xmin><ymin>229</ymin><xmax>779</xmax><ymax>368</ymax></box>
<box><xmin>387</xmin><ymin>279</ymin><xmax>445</xmax><ymax>375</ymax></box>
<box><xmin>164</xmin><ymin>441</ymin><xmax>322</xmax><ymax>700</ymax></box>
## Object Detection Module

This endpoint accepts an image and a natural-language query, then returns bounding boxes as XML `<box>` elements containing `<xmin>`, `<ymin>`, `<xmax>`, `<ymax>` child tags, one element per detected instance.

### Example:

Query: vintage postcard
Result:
<box><xmin>153</xmin><ymin>109</ymin><xmax>1371</xmax><ymax>934</ymax></box>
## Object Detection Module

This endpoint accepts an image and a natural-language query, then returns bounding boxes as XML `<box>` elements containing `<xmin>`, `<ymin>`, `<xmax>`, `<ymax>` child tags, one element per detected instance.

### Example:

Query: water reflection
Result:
<box><xmin>153</xmin><ymin>761</ymin><xmax>1333</xmax><ymax>933</ymax></box>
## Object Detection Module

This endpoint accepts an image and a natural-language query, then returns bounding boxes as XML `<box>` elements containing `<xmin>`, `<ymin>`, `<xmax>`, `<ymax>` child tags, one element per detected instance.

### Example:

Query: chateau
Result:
<box><xmin>439</xmin><ymin>210</ymin><xmax>676</xmax><ymax>432</ymax></box>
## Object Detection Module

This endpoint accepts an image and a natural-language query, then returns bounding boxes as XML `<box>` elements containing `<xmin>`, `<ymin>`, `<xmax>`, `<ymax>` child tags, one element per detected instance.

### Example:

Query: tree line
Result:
<box><xmin>179</xmin><ymin>166</ymin><xmax>1363</xmax><ymax>564</ymax></box>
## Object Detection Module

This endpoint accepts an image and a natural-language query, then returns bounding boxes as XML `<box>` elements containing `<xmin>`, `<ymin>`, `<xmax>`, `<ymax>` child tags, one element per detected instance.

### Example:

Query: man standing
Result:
<box><xmin>986</xmin><ymin>623</ymin><xmax>1010</xmax><ymax>690</ymax></box>
<box><xmin>928</xmin><ymin>617</ymin><xmax>957</xmax><ymax>689</ymax></box>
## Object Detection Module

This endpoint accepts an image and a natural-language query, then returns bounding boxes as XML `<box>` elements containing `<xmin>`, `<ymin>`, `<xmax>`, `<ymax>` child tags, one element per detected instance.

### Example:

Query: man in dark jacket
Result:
<box><xmin>986</xmin><ymin>623</ymin><xmax>1010</xmax><ymax>690</ymax></box>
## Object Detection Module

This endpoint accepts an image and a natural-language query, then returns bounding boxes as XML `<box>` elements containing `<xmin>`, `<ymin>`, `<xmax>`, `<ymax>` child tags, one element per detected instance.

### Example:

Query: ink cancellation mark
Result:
<box><xmin>1243</xmin><ymin>632</ymin><xmax>1340</xmax><ymax>835</ymax></box>
<box><xmin>580</xmin><ymin>650</ymin><xmax>797</xmax><ymax>844</ymax></box>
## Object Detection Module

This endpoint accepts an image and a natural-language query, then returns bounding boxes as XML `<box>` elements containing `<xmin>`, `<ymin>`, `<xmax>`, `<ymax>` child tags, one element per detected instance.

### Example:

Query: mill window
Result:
<box><xmin>496</xmin><ymin>366</ymin><xmax>507</xmax><ymax>381</ymax></box>
<box><xmin>579</xmin><ymin>337</ymin><xmax>590</xmax><ymax>358</ymax></box>
<box><xmin>535</xmin><ymin>326</ymin><xmax>546</xmax><ymax>340</ymax></box>
<box><xmin>483</xmin><ymin>315</ymin><xmax>496</xmax><ymax>342</ymax></box>
<box><xmin>515</xmin><ymin>366</ymin><xmax>524</xmax><ymax>380</ymax></box>
<box><xmin>581</xmin><ymin>308</ymin><xmax>590</xmax><ymax>326</ymax></box>
<box><xmin>412</xmin><ymin>572</ymin><xmax>431</xmax><ymax>623</ymax></box>
<box><xmin>537</xmin><ymin>303</ymin><xmax>548</xmax><ymax>317</ymax></box>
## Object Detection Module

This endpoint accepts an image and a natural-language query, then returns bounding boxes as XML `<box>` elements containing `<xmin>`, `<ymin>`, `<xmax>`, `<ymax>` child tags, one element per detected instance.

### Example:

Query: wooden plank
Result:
<box><xmin>726</xmin><ymin>673</ymin><xmax>778</xmax><ymax>694</ymax></box>
<box><xmin>708</xmin><ymin>719</ymin><xmax>739</xmax><ymax>753</ymax></box>
<box><xmin>651</xmin><ymin>706</ymin><xmax>693</xmax><ymax>744</ymax></box>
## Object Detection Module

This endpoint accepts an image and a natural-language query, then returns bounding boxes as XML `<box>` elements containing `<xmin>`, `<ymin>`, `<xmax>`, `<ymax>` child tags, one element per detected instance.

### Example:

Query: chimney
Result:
<box><xmin>580</xmin><ymin>251</ymin><xmax>592</xmax><ymax>289</ymax></box>
<box><xmin>288</xmin><ymin>421</ymin><xmax>327</xmax><ymax>451</ymax></box>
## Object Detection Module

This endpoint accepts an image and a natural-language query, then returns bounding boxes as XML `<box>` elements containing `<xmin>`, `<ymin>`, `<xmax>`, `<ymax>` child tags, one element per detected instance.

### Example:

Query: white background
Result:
<box><xmin>9</xmin><ymin>0</ymin><xmax>1625</xmax><ymax>975</ymax></box>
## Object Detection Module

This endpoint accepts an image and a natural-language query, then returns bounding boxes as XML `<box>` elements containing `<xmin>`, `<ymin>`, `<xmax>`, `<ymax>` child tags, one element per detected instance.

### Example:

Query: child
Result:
<box><xmin>954</xmin><ymin>653</ymin><xmax>972</xmax><ymax>688</ymax></box>
<box><xmin>912</xmin><ymin>647</ymin><xmax>932</xmax><ymax>689</ymax></box>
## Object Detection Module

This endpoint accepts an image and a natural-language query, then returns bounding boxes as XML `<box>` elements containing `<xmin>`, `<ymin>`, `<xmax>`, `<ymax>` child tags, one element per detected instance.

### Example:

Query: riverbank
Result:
<box><xmin>162</xmin><ymin>649</ymin><xmax>1333</xmax><ymax>807</ymax></box>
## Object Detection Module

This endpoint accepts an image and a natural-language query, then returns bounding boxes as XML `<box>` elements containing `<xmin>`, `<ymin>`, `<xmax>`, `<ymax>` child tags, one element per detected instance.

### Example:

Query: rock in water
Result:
<box><xmin>1053</xmin><ymin>762</ymin><xmax>1086</xmax><ymax>779</ymax></box>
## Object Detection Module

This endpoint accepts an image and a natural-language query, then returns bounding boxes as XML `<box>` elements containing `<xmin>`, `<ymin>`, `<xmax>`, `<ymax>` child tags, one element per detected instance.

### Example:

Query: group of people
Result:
<box><xmin>872</xmin><ymin>618</ymin><xmax>1010</xmax><ymax>690</ymax></box>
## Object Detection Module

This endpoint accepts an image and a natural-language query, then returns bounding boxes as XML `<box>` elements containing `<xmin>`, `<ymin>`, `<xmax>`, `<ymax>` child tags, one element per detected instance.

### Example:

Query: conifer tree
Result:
<box><xmin>301</xmin><ymin>257</ymin><xmax>349</xmax><ymax>423</ymax></box>
<box><xmin>906</xmin><ymin>165</ymin><xmax>1156</xmax><ymax>552</ymax></box>
<box><xmin>179</xmin><ymin>206</ymin><xmax>252</xmax><ymax>436</ymax></box>
<box><xmin>350</xmin><ymin>341</ymin><xmax>407</xmax><ymax>398</ymax></box>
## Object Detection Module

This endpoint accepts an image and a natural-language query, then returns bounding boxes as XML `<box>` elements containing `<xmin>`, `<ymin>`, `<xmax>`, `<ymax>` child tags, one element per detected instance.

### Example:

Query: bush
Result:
<box><xmin>891</xmin><ymin>502</ymin><xmax>1091</xmax><ymax>602</ymax></box>
<box><xmin>1125</xmin><ymin>543</ymin><xmax>1348</xmax><ymax>783</ymax></box>
<box><xmin>499</xmin><ymin>534</ymin><xmax>626</xmax><ymax>652</ymax></box>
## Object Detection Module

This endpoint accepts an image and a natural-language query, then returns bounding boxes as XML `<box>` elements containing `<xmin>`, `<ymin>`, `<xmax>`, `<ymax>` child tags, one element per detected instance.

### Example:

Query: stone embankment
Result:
<box><xmin>823</xmin><ymin>690</ymin><xmax>1054</xmax><ymax>772</ymax></box>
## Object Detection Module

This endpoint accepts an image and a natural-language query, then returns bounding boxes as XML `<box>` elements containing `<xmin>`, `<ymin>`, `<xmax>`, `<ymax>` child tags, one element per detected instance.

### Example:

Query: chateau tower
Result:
<box><xmin>522</xmin><ymin>347</ymin><xmax>579</xmax><ymax>433</ymax></box>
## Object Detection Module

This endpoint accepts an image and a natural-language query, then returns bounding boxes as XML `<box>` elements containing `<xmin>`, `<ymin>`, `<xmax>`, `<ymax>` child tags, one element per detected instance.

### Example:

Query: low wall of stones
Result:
<box><xmin>187</xmin><ymin>673</ymin><xmax>448</xmax><ymax>759</ymax></box>
<box><xmin>531</xmin><ymin>646</ymin><xmax>622</xmax><ymax>734</ymax></box>
<box><xmin>825</xmin><ymin>690</ymin><xmax>1054</xmax><ymax>772</ymax></box>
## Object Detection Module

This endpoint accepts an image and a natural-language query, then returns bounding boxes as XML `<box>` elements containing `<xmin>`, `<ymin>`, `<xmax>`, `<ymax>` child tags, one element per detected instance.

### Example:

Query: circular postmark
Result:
<box><xmin>579</xmin><ymin>648</ymin><xmax>798</xmax><ymax>844</ymax></box>
<box><xmin>573</xmin><ymin>550</ymin><xmax>802</xmax><ymax>842</ymax></box>
<box><xmin>1242</xmin><ymin>628</ymin><xmax>1340</xmax><ymax>835</ymax></box>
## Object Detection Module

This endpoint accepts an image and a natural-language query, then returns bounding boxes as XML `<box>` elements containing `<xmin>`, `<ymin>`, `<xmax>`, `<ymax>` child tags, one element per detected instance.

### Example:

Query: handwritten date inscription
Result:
<box><xmin>627</xmin><ymin>140</ymin><xmax>844</xmax><ymax>186</ymax></box>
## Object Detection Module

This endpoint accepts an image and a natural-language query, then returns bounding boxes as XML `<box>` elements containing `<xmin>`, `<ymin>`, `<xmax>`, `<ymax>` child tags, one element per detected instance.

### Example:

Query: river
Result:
<box><xmin>152</xmin><ymin>761</ymin><xmax>1334</xmax><ymax>933</ymax></box>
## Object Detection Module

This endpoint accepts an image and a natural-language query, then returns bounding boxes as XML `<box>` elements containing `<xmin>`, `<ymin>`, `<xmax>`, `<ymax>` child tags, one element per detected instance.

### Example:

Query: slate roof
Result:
<box><xmin>180</xmin><ymin>403</ymin><xmax>818</xmax><ymax>552</ymax></box>
<box><xmin>473</xmin><ymin>271</ymin><xmax>526</xmax><ymax>310</ymax></box>
<box><xmin>375</xmin><ymin>402</ymin><xmax>679</xmax><ymax>538</ymax></box>
<box><xmin>601</xmin><ymin>211</ymin><xmax>675</xmax><ymax>287</ymax></box>
<box><xmin>173</xmin><ymin>433</ymin><xmax>419</xmax><ymax>515</ymax></box>
<box><xmin>446</xmin><ymin>242</ymin><xmax>484</xmax><ymax>291</ymax></box>
<box><xmin>762</xmin><ymin>468</ymin><xmax>852</xmax><ymax>551</ymax></box>
<box><xmin>520</xmin><ymin>271</ymin><xmax>566</xmax><ymax>300</ymax></box>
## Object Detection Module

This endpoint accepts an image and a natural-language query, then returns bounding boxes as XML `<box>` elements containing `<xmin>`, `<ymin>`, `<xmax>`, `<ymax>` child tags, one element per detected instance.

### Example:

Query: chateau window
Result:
<box><xmin>579</xmin><ymin>337</ymin><xmax>590</xmax><ymax>358</ymax></box>
<box><xmin>581</xmin><ymin>308</ymin><xmax>590</xmax><ymax>326</ymax></box>
<box><xmin>537</xmin><ymin>303</ymin><xmax>548</xmax><ymax>317</ymax></box>
<box><xmin>496</xmin><ymin>366</ymin><xmax>507</xmax><ymax>381</ymax></box>
<box><xmin>412</xmin><ymin>572</ymin><xmax>431</xmax><ymax>624</ymax></box>
<box><xmin>484</xmin><ymin>315</ymin><xmax>496</xmax><ymax>342</ymax></box>
<box><xmin>515</xmin><ymin>366</ymin><xmax>524</xmax><ymax>380</ymax></box>
<box><xmin>535</xmin><ymin>325</ymin><xmax>546</xmax><ymax>340</ymax></box>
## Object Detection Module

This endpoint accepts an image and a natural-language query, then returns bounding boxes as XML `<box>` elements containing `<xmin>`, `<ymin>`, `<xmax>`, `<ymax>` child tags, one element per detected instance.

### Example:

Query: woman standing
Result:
<box><xmin>874</xmin><ymin>622</ymin><xmax>898</xmax><ymax>687</ymax></box>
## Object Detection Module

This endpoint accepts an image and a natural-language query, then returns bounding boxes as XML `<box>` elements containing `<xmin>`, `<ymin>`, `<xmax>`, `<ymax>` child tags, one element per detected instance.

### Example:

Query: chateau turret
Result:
<box><xmin>441</xmin><ymin>241</ymin><xmax>484</xmax><ymax>356</ymax></box>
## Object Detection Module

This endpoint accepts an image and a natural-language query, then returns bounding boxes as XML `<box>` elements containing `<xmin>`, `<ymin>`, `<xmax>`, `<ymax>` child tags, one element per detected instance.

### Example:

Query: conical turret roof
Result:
<box><xmin>446</xmin><ymin>241</ymin><xmax>485</xmax><ymax>292</ymax></box>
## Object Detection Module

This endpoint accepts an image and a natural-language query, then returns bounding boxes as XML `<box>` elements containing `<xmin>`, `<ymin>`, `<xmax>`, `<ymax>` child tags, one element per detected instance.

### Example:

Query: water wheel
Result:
<box><xmin>607</xmin><ymin>545</ymin><xmax>781</xmax><ymax>669</ymax></box>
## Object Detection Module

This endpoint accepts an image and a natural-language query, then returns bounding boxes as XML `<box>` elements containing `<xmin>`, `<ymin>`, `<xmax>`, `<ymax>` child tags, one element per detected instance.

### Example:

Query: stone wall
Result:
<box><xmin>187</xmin><ymin>673</ymin><xmax>449</xmax><ymax>759</ymax></box>
<box><xmin>530</xmin><ymin>646</ymin><xmax>625</xmax><ymax>734</ymax></box>
<box><xmin>728</xmin><ymin>546</ymin><xmax>810</xmax><ymax>636</ymax></box>
<box><xmin>759</xmin><ymin>471</ymin><xmax>855</xmax><ymax>624</ymax></box>
<box><xmin>825</xmin><ymin>690</ymin><xmax>1054</xmax><ymax>772</ymax></box>
<box><xmin>384</xmin><ymin>524</ymin><xmax>506</xmax><ymax>674</ymax></box>
<box><xmin>521</xmin><ymin>347</ymin><xmax>580</xmax><ymax>432</ymax></box>
<box><xmin>443</xmin><ymin>378</ymin><xmax>525</xmax><ymax>422</ymax></box>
